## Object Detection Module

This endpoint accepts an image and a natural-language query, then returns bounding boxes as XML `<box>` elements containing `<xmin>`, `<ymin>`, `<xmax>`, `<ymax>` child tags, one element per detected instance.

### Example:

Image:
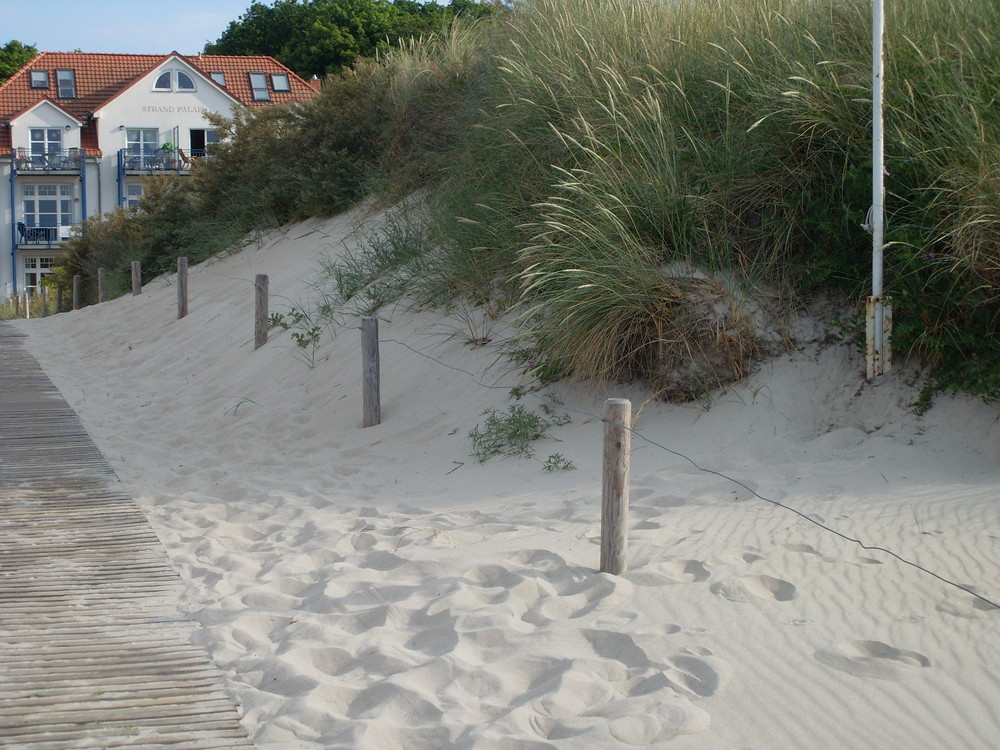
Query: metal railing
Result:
<box><xmin>12</xmin><ymin>148</ymin><xmax>85</xmax><ymax>173</ymax></box>
<box><xmin>119</xmin><ymin>147</ymin><xmax>198</xmax><ymax>173</ymax></box>
<box><xmin>15</xmin><ymin>223</ymin><xmax>76</xmax><ymax>246</ymax></box>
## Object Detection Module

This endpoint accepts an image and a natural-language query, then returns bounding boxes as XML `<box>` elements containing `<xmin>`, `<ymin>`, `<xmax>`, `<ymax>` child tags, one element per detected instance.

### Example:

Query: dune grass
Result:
<box><xmin>56</xmin><ymin>0</ymin><xmax>1000</xmax><ymax>402</ymax></box>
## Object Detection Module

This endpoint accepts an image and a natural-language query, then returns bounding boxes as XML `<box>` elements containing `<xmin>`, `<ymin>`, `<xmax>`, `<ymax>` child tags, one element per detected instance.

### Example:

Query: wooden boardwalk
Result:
<box><xmin>0</xmin><ymin>324</ymin><xmax>254</xmax><ymax>749</ymax></box>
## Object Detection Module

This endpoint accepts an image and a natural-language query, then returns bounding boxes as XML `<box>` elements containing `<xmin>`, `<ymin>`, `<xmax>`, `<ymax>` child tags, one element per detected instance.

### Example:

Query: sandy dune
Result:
<box><xmin>16</xmin><ymin>206</ymin><xmax>1000</xmax><ymax>749</ymax></box>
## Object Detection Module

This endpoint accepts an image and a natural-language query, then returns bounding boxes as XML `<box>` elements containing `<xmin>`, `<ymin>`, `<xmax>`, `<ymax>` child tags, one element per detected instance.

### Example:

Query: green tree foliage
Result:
<box><xmin>0</xmin><ymin>40</ymin><xmax>38</xmax><ymax>83</ymax></box>
<box><xmin>204</xmin><ymin>0</ymin><xmax>489</xmax><ymax>78</ymax></box>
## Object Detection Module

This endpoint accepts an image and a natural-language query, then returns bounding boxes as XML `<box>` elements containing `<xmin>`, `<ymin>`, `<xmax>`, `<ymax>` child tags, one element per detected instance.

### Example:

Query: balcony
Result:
<box><xmin>119</xmin><ymin>147</ymin><xmax>196</xmax><ymax>174</ymax></box>
<box><xmin>12</xmin><ymin>148</ymin><xmax>85</xmax><ymax>174</ymax></box>
<box><xmin>15</xmin><ymin>223</ymin><xmax>77</xmax><ymax>247</ymax></box>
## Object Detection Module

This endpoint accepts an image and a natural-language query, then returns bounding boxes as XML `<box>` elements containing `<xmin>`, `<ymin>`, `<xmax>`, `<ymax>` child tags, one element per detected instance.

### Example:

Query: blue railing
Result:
<box><xmin>12</xmin><ymin>148</ymin><xmax>85</xmax><ymax>173</ymax></box>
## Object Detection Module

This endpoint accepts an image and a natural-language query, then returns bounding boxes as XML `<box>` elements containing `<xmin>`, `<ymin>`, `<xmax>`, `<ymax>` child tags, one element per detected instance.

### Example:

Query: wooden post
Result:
<box><xmin>40</xmin><ymin>285</ymin><xmax>48</xmax><ymax>317</ymax></box>
<box><xmin>22</xmin><ymin>291</ymin><xmax>29</xmax><ymax>319</ymax></box>
<box><xmin>254</xmin><ymin>274</ymin><xmax>268</xmax><ymax>350</ymax></box>
<box><xmin>131</xmin><ymin>261</ymin><xmax>141</xmax><ymax>296</ymax></box>
<box><xmin>361</xmin><ymin>316</ymin><xmax>380</xmax><ymax>427</ymax></box>
<box><xmin>97</xmin><ymin>268</ymin><xmax>107</xmax><ymax>303</ymax></box>
<box><xmin>177</xmin><ymin>257</ymin><xmax>188</xmax><ymax>319</ymax></box>
<box><xmin>72</xmin><ymin>275</ymin><xmax>81</xmax><ymax>311</ymax></box>
<box><xmin>601</xmin><ymin>398</ymin><xmax>631</xmax><ymax>575</ymax></box>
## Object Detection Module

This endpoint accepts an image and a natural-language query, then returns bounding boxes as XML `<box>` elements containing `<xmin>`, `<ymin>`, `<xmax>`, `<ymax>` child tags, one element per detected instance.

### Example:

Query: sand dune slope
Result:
<box><xmin>16</xmin><ymin>207</ymin><xmax>1000</xmax><ymax>749</ymax></box>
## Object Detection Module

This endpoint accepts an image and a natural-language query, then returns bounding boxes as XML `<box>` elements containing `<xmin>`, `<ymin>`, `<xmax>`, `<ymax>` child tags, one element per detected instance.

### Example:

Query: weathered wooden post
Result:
<box><xmin>40</xmin><ymin>285</ymin><xmax>48</xmax><ymax>317</ymax></box>
<box><xmin>131</xmin><ymin>261</ymin><xmax>141</xmax><ymax>296</ymax></box>
<box><xmin>177</xmin><ymin>257</ymin><xmax>188</xmax><ymax>319</ymax></box>
<box><xmin>22</xmin><ymin>291</ymin><xmax>29</xmax><ymax>319</ymax></box>
<box><xmin>601</xmin><ymin>398</ymin><xmax>631</xmax><ymax>575</ymax></box>
<box><xmin>97</xmin><ymin>268</ymin><xmax>107</xmax><ymax>303</ymax></box>
<box><xmin>72</xmin><ymin>275</ymin><xmax>81</xmax><ymax>311</ymax></box>
<box><xmin>254</xmin><ymin>274</ymin><xmax>269</xmax><ymax>350</ymax></box>
<box><xmin>361</xmin><ymin>316</ymin><xmax>380</xmax><ymax>427</ymax></box>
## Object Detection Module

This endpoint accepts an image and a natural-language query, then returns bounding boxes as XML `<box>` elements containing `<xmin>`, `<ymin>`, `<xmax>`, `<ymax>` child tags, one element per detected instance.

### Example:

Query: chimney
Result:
<box><xmin>309</xmin><ymin>75</ymin><xmax>321</xmax><ymax>91</ymax></box>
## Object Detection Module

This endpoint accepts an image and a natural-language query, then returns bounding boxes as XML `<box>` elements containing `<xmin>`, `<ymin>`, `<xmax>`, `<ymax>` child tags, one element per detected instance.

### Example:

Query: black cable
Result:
<box><xmin>377</xmin><ymin>335</ymin><xmax>1000</xmax><ymax>611</ymax></box>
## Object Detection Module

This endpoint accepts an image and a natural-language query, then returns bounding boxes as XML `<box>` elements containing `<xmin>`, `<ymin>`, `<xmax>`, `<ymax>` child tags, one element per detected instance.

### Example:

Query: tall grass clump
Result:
<box><xmin>420</xmin><ymin>0</ymin><xmax>1000</xmax><ymax>401</ymax></box>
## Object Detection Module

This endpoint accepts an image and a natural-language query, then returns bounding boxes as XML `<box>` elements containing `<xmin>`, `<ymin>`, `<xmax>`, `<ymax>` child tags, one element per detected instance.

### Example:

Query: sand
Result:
<box><xmin>14</xmin><ymin>205</ymin><xmax>1000</xmax><ymax>749</ymax></box>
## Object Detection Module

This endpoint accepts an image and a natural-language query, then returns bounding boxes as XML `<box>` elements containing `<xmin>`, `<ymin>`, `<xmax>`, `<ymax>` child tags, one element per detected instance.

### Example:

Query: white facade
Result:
<box><xmin>2</xmin><ymin>56</ymin><xmax>242</xmax><ymax>297</ymax></box>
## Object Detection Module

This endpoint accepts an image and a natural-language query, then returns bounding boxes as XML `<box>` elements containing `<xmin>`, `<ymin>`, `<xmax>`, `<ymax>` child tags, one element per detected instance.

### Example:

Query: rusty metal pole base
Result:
<box><xmin>866</xmin><ymin>296</ymin><xmax>893</xmax><ymax>379</ymax></box>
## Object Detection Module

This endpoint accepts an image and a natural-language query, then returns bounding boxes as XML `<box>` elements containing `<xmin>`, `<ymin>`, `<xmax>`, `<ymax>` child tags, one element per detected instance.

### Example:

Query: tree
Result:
<box><xmin>0</xmin><ymin>40</ymin><xmax>38</xmax><ymax>84</ymax></box>
<box><xmin>204</xmin><ymin>0</ymin><xmax>492</xmax><ymax>79</ymax></box>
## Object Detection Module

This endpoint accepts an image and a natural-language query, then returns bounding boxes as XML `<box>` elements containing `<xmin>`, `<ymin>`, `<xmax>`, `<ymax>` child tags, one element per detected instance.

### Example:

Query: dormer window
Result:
<box><xmin>210</xmin><ymin>71</ymin><xmax>226</xmax><ymax>87</ymax></box>
<box><xmin>56</xmin><ymin>69</ymin><xmax>76</xmax><ymax>98</ymax></box>
<box><xmin>30</xmin><ymin>71</ymin><xmax>49</xmax><ymax>89</ymax></box>
<box><xmin>249</xmin><ymin>72</ymin><xmax>270</xmax><ymax>101</ymax></box>
<box><xmin>271</xmin><ymin>73</ymin><xmax>290</xmax><ymax>92</ymax></box>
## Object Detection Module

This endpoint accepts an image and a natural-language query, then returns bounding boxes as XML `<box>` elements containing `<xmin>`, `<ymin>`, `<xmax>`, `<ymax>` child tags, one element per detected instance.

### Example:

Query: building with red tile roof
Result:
<box><xmin>1</xmin><ymin>52</ymin><xmax>318</xmax><ymax>295</ymax></box>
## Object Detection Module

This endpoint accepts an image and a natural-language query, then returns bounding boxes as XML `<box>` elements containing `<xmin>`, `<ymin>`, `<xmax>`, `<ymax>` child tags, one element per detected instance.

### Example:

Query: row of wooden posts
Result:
<box><xmin>71</xmin><ymin>259</ymin><xmax>633</xmax><ymax>576</ymax></box>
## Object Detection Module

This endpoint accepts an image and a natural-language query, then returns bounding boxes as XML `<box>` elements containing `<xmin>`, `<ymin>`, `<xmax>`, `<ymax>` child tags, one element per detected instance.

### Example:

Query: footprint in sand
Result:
<box><xmin>935</xmin><ymin>586</ymin><xmax>1000</xmax><ymax>619</ymax></box>
<box><xmin>710</xmin><ymin>574</ymin><xmax>796</xmax><ymax>603</ymax></box>
<box><xmin>814</xmin><ymin>640</ymin><xmax>931</xmax><ymax>680</ymax></box>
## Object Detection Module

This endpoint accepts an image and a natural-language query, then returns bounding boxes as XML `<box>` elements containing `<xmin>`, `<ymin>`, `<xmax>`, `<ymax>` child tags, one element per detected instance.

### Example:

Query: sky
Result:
<box><xmin>0</xmin><ymin>0</ymin><xmax>255</xmax><ymax>55</ymax></box>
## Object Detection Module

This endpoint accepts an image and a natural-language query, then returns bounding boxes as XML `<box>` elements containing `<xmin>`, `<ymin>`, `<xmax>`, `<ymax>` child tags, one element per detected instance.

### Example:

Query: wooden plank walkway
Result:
<box><xmin>0</xmin><ymin>324</ymin><xmax>254</xmax><ymax>749</ymax></box>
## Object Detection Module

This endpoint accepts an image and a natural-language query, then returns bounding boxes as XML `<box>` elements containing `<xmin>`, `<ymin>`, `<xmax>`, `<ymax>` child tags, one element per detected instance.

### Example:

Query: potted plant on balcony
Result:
<box><xmin>161</xmin><ymin>142</ymin><xmax>177</xmax><ymax>169</ymax></box>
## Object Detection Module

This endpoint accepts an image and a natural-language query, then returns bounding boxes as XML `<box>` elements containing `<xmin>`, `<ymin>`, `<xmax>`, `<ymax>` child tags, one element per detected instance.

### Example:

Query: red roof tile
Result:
<box><xmin>0</xmin><ymin>52</ymin><xmax>317</xmax><ymax>152</ymax></box>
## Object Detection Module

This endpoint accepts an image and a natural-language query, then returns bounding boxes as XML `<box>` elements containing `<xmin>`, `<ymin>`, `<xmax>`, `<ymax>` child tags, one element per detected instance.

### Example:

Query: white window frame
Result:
<box><xmin>22</xmin><ymin>183</ymin><xmax>74</xmax><ymax>233</ymax></box>
<box><xmin>125</xmin><ymin>128</ymin><xmax>159</xmax><ymax>169</ymax></box>
<box><xmin>30</xmin><ymin>70</ymin><xmax>49</xmax><ymax>89</ymax></box>
<box><xmin>23</xmin><ymin>255</ymin><xmax>57</xmax><ymax>291</ymax></box>
<box><xmin>30</xmin><ymin>128</ymin><xmax>63</xmax><ymax>158</ymax></box>
<box><xmin>210</xmin><ymin>71</ymin><xmax>226</xmax><ymax>87</ymax></box>
<box><xmin>125</xmin><ymin>183</ymin><xmax>143</xmax><ymax>209</ymax></box>
<box><xmin>153</xmin><ymin>70</ymin><xmax>197</xmax><ymax>92</ymax></box>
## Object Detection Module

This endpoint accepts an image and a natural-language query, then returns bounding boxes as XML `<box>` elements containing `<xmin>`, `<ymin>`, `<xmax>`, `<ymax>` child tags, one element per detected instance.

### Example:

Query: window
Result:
<box><xmin>249</xmin><ymin>72</ymin><xmax>270</xmax><ymax>101</ymax></box>
<box><xmin>271</xmin><ymin>73</ymin><xmax>290</xmax><ymax>92</ymax></box>
<box><xmin>30</xmin><ymin>71</ymin><xmax>49</xmax><ymax>89</ymax></box>
<box><xmin>154</xmin><ymin>70</ymin><xmax>197</xmax><ymax>91</ymax></box>
<box><xmin>210</xmin><ymin>71</ymin><xmax>226</xmax><ymax>87</ymax></box>
<box><xmin>125</xmin><ymin>183</ymin><xmax>143</xmax><ymax>209</ymax></box>
<box><xmin>189</xmin><ymin>128</ymin><xmax>220</xmax><ymax>156</ymax></box>
<box><xmin>30</xmin><ymin>128</ymin><xmax>63</xmax><ymax>159</ymax></box>
<box><xmin>24</xmin><ymin>256</ymin><xmax>56</xmax><ymax>290</ymax></box>
<box><xmin>126</xmin><ymin>128</ymin><xmax>159</xmax><ymax>168</ymax></box>
<box><xmin>56</xmin><ymin>69</ymin><xmax>76</xmax><ymax>98</ymax></box>
<box><xmin>22</xmin><ymin>184</ymin><xmax>73</xmax><ymax>234</ymax></box>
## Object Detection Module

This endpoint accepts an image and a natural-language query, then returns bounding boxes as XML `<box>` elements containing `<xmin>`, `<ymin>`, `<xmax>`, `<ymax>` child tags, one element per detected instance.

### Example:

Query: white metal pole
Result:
<box><xmin>872</xmin><ymin>0</ymin><xmax>885</xmax><ymax>300</ymax></box>
<box><xmin>866</xmin><ymin>0</ymin><xmax>891</xmax><ymax>379</ymax></box>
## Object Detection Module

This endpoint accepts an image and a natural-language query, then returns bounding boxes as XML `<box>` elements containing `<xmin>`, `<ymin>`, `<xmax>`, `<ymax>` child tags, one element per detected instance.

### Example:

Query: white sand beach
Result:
<box><xmin>15</xmin><ymin>206</ymin><xmax>1000</xmax><ymax>749</ymax></box>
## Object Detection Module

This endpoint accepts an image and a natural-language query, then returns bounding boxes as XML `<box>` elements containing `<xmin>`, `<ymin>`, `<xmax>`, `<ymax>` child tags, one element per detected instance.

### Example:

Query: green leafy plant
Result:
<box><xmin>271</xmin><ymin>306</ymin><xmax>324</xmax><ymax>367</ymax></box>
<box><xmin>468</xmin><ymin>400</ymin><xmax>572</xmax><ymax>467</ymax></box>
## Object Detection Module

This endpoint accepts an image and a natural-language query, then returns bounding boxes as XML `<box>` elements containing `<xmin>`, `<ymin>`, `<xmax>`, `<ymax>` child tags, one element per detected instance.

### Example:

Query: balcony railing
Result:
<box><xmin>119</xmin><ymin>147</ymin><xmax>197</xmax><ymax>173</ymax></box>
<box><xmin>15</xmin><ymin>223</ymin><xmax>76</xmax><ymax>246</ymax></box>
<box><xmin>12</xmin><ymin>148</ymin><xmax>85</xmax><ymax>173</ymax></box>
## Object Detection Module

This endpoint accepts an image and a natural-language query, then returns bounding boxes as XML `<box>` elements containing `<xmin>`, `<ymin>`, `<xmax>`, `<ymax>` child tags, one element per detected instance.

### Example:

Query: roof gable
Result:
<box><xmin>9</xmin><ymin>98</ymin><xmax>85</xmax><ymax>126</ymax></box>
<box><xmin>0</xmin><ymin>51</ymin><xmax>317</xmax><ymax>151</ymax></box>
